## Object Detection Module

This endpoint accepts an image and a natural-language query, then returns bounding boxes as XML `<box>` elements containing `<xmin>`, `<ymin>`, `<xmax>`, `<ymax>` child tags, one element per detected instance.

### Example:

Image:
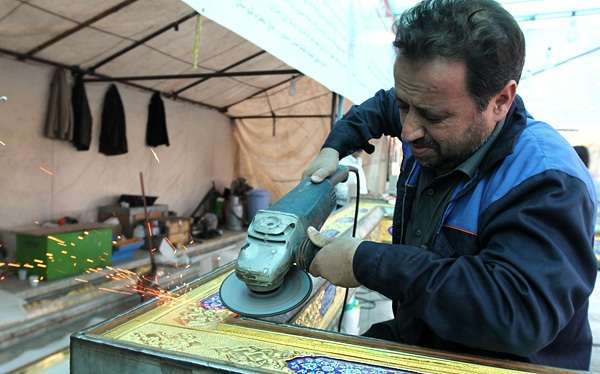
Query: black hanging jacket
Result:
<box><xmin>71</xmin><ymin>74</ymin><xmax>92</xmax><ymax>151</ymax></box>
<box><xmin>99</xmin><ymin>84</ymin><xmax>128</xmax><ymax>156</ymax></box>
<box><xmin>146</xmin><ymin>92</ymin><xmax>169</xmax><ymax>147</ymax></box>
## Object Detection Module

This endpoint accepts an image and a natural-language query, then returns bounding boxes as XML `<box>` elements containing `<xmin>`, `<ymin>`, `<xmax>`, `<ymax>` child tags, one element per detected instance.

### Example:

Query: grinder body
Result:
<box><xmin>234</xmin><ymin>168</ymin><xmax>348</xmax><ymax>294</ymax></box>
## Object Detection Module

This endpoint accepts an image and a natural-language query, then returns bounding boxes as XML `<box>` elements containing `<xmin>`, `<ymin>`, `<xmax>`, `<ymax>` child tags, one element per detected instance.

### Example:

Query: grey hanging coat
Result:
<box><xmin>44</xmin><ymin>68</ymin><xmax>73</xmax><ymax>140</ymax></box>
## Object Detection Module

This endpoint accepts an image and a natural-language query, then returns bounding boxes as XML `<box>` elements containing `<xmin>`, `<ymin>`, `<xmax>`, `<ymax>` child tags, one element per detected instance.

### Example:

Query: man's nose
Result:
<box><xmin>400</xmin><ymin>112</ymin><xmax>425</xmax><ymax>143</ymax></box>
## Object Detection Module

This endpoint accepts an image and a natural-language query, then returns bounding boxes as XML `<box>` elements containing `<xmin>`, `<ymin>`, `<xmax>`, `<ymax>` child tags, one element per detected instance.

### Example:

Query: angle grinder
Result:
<box><xmin>219</xmin><ymin>166</ymin><xmax>349</xmax><ymax>317</ymax></box>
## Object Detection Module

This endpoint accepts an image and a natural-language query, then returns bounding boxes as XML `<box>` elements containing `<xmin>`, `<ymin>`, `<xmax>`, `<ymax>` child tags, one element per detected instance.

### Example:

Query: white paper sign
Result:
<box><xmin>183</xmin><ymin>0</ymin><xmax>396</xmax><ymax>104</ymax></box>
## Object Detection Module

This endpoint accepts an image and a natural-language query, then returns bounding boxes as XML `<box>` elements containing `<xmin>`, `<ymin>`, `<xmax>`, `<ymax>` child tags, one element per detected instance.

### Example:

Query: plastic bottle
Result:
<box><xmin>340</xmin><ymin>296</ymin><xmax>361</xmax><ymax>335</ymax></box>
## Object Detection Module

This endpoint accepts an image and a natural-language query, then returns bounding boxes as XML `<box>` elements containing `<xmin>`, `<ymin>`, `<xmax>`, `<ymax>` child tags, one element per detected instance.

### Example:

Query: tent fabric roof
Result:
<box><xmin>0</xmin><ymin>0</ymin><xmax>328</xmax><ymax>116</ymax></box>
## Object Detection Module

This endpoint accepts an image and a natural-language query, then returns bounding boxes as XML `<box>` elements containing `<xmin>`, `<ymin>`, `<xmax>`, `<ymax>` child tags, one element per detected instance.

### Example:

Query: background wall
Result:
<box><xmin>0</xmin><ymin>56</ymin><xmax>235</xmax><ymax>228</ymax></box>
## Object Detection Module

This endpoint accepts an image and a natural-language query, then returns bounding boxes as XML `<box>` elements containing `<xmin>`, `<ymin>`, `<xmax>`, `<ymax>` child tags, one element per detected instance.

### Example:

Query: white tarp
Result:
<box><xmin>182</xmin><ymin>0</ymin><xmax>397</xmax><ymax>104</ymax></box>
<box><xmin>388</xmin><ymin>1</ymin><xmax>600</xmax><ymax>137</ymax></box>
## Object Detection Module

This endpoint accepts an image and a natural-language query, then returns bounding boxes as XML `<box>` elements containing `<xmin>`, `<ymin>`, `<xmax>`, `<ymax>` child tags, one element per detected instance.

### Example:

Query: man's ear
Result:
<box><xmin>490</xmin><ymin>80</ymin><xmax>517</xmax><ymax>121</ymax></box>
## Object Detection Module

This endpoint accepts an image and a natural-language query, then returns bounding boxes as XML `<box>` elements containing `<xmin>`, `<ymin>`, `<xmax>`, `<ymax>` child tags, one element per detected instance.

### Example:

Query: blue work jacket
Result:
<box><xmin>323</xmin><ymin>89</ymin><xmax>597</xmax><ymax>370</ymax></box>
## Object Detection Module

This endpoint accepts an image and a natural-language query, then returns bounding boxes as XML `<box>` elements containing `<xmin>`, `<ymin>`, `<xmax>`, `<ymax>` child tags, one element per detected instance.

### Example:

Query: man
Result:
<box><xmin>303</xmin><ymin>0</ymin><xmax>597</xmax><ymax>370</ymax></box>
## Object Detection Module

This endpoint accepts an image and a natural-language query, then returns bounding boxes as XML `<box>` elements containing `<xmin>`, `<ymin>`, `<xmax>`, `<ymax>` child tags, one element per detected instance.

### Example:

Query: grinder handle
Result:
<box><xmin>325</xmin><ymin>166</ymin><xmax>350</xmax><ymax>186</ymax></box>
<box><xmin>295</xmin><ymin>166</ymin><xmax>348</xmax><ymax>271</ymax></box>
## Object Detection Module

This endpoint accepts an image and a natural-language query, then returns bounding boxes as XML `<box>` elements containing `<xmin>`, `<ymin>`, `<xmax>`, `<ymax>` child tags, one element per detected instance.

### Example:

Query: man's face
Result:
<box><xmin>394</xmin><ymin>56</ymin><xmax>498</xmax><ymax>174</ymax></box>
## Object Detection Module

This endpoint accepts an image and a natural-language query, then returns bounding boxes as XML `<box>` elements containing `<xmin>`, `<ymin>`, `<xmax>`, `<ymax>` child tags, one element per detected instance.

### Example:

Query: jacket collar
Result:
<box><xmin>478</xmin><ymin>95</ymin><xmax>529</xmax><ymax>176</ymax></box>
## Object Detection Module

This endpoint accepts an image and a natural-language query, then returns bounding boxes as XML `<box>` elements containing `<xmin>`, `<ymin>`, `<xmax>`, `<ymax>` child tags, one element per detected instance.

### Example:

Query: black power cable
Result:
<box><xmin>337</xmin><ymin>165</ymin><xmax>360</xmax><ymax>333</ymax></box>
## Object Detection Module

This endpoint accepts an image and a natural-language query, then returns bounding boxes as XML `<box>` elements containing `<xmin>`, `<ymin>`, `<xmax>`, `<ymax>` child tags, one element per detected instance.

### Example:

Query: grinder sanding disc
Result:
<box><xmin>219</xmin><ymin>268</ymin><xmax>312</xmax><ymax>318</ymax></box>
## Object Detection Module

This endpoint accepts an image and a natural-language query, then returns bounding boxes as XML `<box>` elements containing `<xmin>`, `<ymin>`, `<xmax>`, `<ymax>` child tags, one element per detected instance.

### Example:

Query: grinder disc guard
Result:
<box><xmin>219</xmin><ymin>268</ymin><xmax>312</xmax><ymax>317</ymax></box>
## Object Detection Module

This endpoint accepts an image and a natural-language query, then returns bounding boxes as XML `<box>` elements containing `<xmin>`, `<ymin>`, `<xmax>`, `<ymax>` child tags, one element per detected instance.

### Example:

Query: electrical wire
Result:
<box><xmin>337</xmin><ymin>166</ymin><xmax>360</xmax><ymax>333</ymax></box>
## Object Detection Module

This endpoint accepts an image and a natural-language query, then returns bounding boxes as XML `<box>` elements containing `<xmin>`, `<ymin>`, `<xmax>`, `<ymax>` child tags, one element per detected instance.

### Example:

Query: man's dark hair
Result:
<box><xmin>393</xmin><ymin>0</ymin><xmax>525</xmax><ymax>110</ymax></box>
<box><xmin>574</xmin><ymin>145</ymin><xmax>590</xmax><ymax>168</ymax></box>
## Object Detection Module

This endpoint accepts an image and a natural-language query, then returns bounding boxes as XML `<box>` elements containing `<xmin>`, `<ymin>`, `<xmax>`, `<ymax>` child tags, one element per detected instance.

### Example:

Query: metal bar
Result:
<box><xmin>0</xmin><ymin>47</ymin><xmax>223</xmax><ymax>112</ymax></box>
<box><xmin>24</xmin><ymin>0</ymin><xmax>138</xmax><ymax>57</ymax></box>
<box><xmin>173</xmin><ymin>50</ymin><xmax>267</xmax><ymax>95</ymax></box>
<box><xmin>232</xmin><ymin>114</ymin><xmax>331</xmax><ymax>119</ymax></box>
<box><xmin>88</xmin><ymin>11</ymin><xmax>197</xmax><ymax>72</ymax></box>
<box><xmin>329</xmin><ymin>92</ymin><xmax>337</xmax><ymax>130</ymax></box>
<box><xmin>139</xmin><ymin>172</ymin><xmax>157</xmax><ymax>286</ymax></box>
<box><xmin>527</xmin><ymin>45</ymin><xmax>600</xmax><ymax>78</ymax></box>
<box><xmin>222</xmin><ymin>75</ymin><xmax>300</xmax><ymax>111</ymax></box>
<box><xmin>84</xmin><ymin>69</ymin><xmax>300</xmax><ymax>82</ymax></box>
<box><xmin>336</xmin><ymin>95</ymin><xmax>345</xmax><ymax>120</ymax></box>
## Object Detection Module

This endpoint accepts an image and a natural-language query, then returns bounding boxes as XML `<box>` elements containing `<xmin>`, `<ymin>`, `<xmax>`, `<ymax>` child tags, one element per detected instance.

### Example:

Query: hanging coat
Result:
<box><xmin>71</xmin><ymin>74</ymin><xmax>92</xmax><ymax>151</ymax></box>
<box><xmin>146</xmin><ymin>92</ymin><xmax>169</xmax><ymax>147</ymax></box>
<box><xmin>99</xmin><ymin>84</ymin><xmax>128</xmax><ymax>156</ymax></box>
<box><xmin>44</xmin><ymin>68</ymin><xmax>73</xmax><ymax>140</ymax></box>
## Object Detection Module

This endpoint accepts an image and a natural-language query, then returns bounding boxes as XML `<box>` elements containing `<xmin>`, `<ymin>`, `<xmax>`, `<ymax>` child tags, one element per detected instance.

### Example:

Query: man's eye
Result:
<box><xmin>424</xmin><ymin>115</ymin><xmax>443</xmax><ymax>124</ymax></box>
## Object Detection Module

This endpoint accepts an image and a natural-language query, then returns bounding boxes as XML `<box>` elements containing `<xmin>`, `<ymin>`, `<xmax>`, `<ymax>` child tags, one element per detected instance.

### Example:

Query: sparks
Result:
<box><xmin>74</xmin><ymin>278</ymin><xmax>88</xmax><ymax>283</ymax></box>
<box><xmin>48</xmin><ymin>236</ymin><xmax>65</xmax><ymax>245</ymax></box>
<box><xmin>150</xmin><ymin>148</ymin><xmax>160</xmax><ymax>164</ymax></box>
<box><xmin>0</xmin><ymin>262</ymin><xmax>5</xmax><ymax>267</ymax></box>
<box><xmin>0</xmin><ymin>140</ymin><xmax>5</xmax><ymax>146</ymax></box>
<box><xmin>8</xmin><ymin>263</ymin><xmax>20</xmax><ymax>268</ymax></box>
<box><xmin>39</xmin><ymin>166</ymin><xmax>54</xmax><ymax>176</ymax></box>
<box><xmin>33</xmin><ymin>259</ymin><xmax>44</xmax><ymax>264</ymax></box>
<box><xmin>98</xmin><ymin>287</ymin><xmax>134</xmax><ymax>296</ymax></box>
<box><xmin>23</xmin><ymin>263</ymin><xmax>34</xmax><ymax>268</ymax></box>
<box><xmin>86</xmin><ymin>258</ymin><xmax>94</xmax><ymax>263</ymax></box>
<box><xmin>61</xmin><ymin>250</ymin><xmax>68</xmax><ymax>255</ymax></box>
<box><xmin>36</xmin><ymin>263</ymin><xmax>47</xmax><ymax>268</ymax></box>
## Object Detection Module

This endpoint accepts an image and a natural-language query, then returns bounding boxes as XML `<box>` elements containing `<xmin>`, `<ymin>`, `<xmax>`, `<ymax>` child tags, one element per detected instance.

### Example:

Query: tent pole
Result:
<box><xmin>173</xmin><ymin>51</ymin><xmax>267</xmax><ymax>95</ymax></box>
<box><xmin>83</xmin><ymin>69</ymin><xmax>300</xmax><ymax>82</ymax></box>
<box><xmin>330</xmin><ymin>92</ymin><xmax>338</xmax><ymax>130</ymax></box>
<box><xmin>232</xmin><ymin>114</ymin><xmax>330</xmax><ymax>120</ymax></box>
<box><xmin>0</xmin><ymin>47</ymin><xmax>222</xmax><ymax>112</ymax></box>
<box><xmin>222</xmin><ymin>75</ymin><xmax>301</xmax><ymax>112</ymax></box>
<box><xmin>24</xmin><ymin>0</ymin><xmax>139</xmax><ymax>58</ymax></box>
<box><xmin>88</xmin><ymin>12</ymin><xmax>198</xmax><ymax>72</ymax></box>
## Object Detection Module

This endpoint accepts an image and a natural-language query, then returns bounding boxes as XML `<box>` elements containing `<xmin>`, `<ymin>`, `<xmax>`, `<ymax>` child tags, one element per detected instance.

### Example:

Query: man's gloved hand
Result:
<box><xmin>307</xmin><ymin>226</ymin><xmax>362</xmax><ymax>288</ymax></box>
<box><xmin>302</xmin><ymin>147</ymin><xmax>339</xmax><ymax>183</ymax></box>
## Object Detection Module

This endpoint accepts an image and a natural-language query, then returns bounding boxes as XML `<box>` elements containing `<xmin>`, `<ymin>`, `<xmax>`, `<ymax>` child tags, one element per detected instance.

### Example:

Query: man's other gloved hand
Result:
<box><xmin>302</xmin><ymin>147</ymin><xmax>339</xmax><ymax>183</ymax></box>
<box><xmin>307</xmin><ymin>226</ymin><xmax>362</xmax><ymax>288</ymax></box>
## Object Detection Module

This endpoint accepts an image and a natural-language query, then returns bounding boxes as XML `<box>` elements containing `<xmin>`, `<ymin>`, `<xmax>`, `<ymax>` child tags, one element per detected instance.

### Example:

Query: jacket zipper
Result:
<box><xmin>400</xmin><ymin>161</ymin><xmax>418</xmax><ymax>243</ymax></box>
<box><xmin>431</xmin><ymin>173</ymin><xmax>481</xmax><ymax>242</ymax></box>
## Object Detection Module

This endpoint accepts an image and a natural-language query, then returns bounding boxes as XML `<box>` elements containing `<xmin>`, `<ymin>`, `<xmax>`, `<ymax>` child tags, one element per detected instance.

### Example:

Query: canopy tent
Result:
<box><xmin>0</xmin><ymin>0</ymin><xmax>397</xmax><ymax>199</ymax></box>
<box><xmin>0</xmin><ymin>2</ymin><xmax>322</xmax><ymax>198</ymax></box>
<box><xmin>0</xmin><ymin>0</ymin><xmax>304</xmax><ymax>112</ymax></box>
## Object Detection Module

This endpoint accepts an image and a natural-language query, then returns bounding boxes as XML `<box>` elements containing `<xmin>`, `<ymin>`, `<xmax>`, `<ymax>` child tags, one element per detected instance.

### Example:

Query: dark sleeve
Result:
<box><xmin>353</xmin><ymin>170</ymin><xmax>597</xmax><ymax>355</ymax></box>
<box><xmin>323</xmin><ymin>89</ymin><xmax>401</xmax><ymax>158</ymax></box>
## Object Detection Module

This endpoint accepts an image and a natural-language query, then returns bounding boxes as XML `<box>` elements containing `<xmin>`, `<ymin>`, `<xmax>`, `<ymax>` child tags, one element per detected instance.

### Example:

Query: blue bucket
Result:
<box><xmin>246</xmin><ymin>189</ymin><xmax>271</xmax><ymax>222</ymax></box>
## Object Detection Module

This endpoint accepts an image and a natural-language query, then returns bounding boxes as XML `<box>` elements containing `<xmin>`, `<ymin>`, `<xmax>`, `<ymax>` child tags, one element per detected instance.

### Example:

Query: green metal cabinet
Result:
<box><xmin>15</xmin><ymin>224</ymin><xmax>112</xmax><ymax>281</ymax></box>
